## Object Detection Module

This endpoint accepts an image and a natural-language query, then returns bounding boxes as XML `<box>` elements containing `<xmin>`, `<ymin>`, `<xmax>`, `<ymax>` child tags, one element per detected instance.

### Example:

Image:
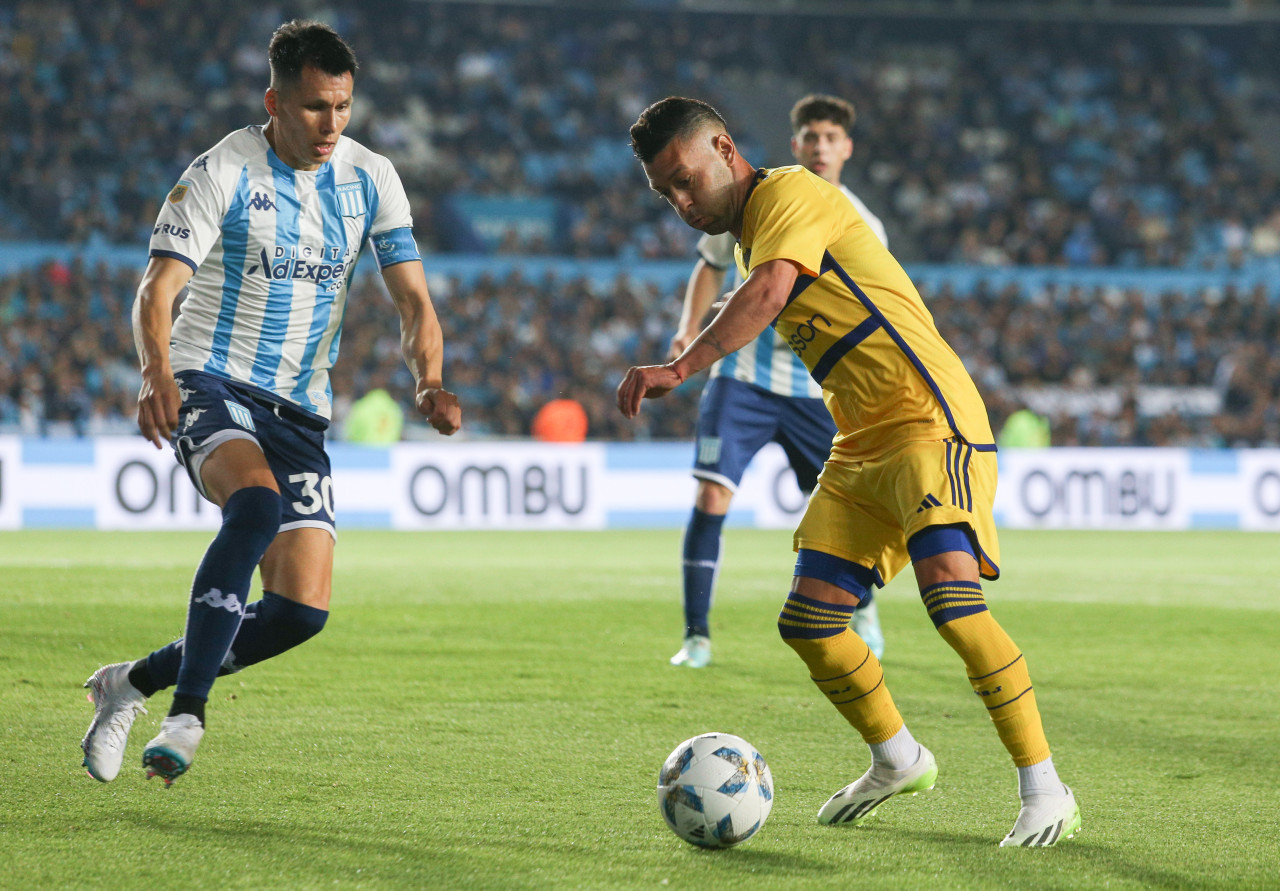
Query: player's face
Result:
<box><xmin>791</xmin><ymin>120</ymin><xmax>853</xmax><ymax>185</ymax></box>
<box><xmin>643</xmin><ymin>130</ymin><xmax>739</xmax><ymax>235</ymax></box>
<box><xmin>265</xmin><ymin>65</ymin><xmax>354</xmax><ymax>171</ymax></box>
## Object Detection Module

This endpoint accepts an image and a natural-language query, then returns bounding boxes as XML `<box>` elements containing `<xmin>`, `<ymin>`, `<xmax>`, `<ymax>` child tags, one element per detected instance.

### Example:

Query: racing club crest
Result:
<box><xmin>168</xmin><ymin>181</ymin><xmax>192</xmax><ymax>204</ymax></box>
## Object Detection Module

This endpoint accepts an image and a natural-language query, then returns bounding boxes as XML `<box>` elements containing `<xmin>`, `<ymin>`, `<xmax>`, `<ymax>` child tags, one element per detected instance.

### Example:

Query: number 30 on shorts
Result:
<box><xmin>289</xmin><ymin>472</ymin><xmax>334</xmax><ymax>520</ymax></box>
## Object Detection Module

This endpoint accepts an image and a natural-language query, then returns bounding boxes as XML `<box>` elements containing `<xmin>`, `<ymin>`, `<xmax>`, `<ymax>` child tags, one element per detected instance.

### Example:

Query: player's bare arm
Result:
<box><xmin>669</xmin><ymin>258</ymin><xmax>728</xmax><ymax>360</ymax></box>
<box><xmin>132</xmin><ymin>255</ymin><xmax>194</xmax><ymax>448</ymax></box>
<box><xmin>382</xmin><ymin>259</ymin><xmax>462</xmax><ymax>435</ymax></box>
<box><xmin>618</xmin><ymin>258</ymin><xmax>800</xmax><ymax>418</ymax></box>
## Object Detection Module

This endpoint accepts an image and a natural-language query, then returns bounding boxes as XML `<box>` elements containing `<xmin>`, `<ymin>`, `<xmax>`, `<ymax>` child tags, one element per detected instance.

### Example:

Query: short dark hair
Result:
<box><xmin>268</xmin><ymin>20</ymin><xmax>358</xmax><ymax>90</ymax></box>
<box><xmin>630</xmin><ymin>97</ymin><xmax>727</xmax><ymax>164</ymax></box>
<box><xmin>790</xmin><ymin>94</ymin><xmax>855</xmax><ymax>135</ymax></box>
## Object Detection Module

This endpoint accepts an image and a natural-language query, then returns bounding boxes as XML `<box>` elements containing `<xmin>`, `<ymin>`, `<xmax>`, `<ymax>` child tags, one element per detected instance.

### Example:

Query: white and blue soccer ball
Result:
<box><xmin>657</xmin><ymin>732</ymin><xmax>773</xmax><ymax>848</ymax></box>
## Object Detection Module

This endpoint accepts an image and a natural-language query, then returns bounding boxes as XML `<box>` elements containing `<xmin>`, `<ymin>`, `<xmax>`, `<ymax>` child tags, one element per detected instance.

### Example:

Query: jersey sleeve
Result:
<box><xmin>696</xmin><ymin>232</ymin><xmax>737</xmax><ymax>269</ymax></box>
<box><xmin>743</xmin><ymin>174</ymin><xmax>834</xmax><ymax>278</ymax></box>
<box><xmin>366</xmin><ymin>158</ymin><xmax>421</xmax><ymax>269</ymax></box>
<box><xmin>148</xmin><ymin>152</ymin><xmax>233</xmax><ymax>273</ymax></box>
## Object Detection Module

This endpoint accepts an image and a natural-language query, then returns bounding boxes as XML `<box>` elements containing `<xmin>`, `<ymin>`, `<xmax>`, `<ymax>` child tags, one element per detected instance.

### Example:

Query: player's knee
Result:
<box><xmin>778</xmin><ymin>550</ymin><xmax>873</xmax><ymax>643</ymax></box>
<box><xmin>221</xmin><ymin>485</ymin><xmax>283</xmax><ymax>538</ymax></box>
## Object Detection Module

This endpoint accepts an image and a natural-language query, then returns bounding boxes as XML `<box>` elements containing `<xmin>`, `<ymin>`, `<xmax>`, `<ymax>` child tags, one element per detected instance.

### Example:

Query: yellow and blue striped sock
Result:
<box><xmin>922</xmin><ymin>580</ymin><xmax>1051</xmax><ymax>767</ymax></box>
<box><xmin>778</xmin><ymin>592</ymin><xmax>903</xmax><ymax>745</ymax></box>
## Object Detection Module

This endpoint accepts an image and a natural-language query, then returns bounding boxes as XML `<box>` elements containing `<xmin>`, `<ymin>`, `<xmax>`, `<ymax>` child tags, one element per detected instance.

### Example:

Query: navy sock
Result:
<box><xmin>681</xmin><ymin>508</ymin><xmax>726</xmax><ymax>638</ymax></box>
<box><xmin>173</xmin><ymin>486</ymin><xmax>282</xmax><ymax>706</ymax></box>
<box><xmin>134</xmin><ymin>591</ymin><xmax>328</xmax><ymax>694</ymax></box>
<box><xmin>221</xmin><ymin>591</ymin><xmax>328</xmax><ymax>672</ymax></box>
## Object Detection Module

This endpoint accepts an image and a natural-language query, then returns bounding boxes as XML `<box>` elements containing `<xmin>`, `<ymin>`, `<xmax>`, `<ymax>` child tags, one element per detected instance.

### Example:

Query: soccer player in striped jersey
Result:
<box><xmin>668</xmin><ymin>95</ymin><xmax>887</xmax><ymax>669</ymax></box>
<box><xmin>81</xmin><ymin>21</ymin><xmax>462</xmax><ymax>786</ymax></box>
<box><xmin>620</xmin><ymin>97</ymin><xmax>1079</xmax><ymax>847</ymax></box>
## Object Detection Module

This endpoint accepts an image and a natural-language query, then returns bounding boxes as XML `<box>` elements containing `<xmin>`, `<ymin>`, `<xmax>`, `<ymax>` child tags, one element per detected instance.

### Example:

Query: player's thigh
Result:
<box><xmin>867</xmin><ymin>439</ymin><xmax>1001</xmax><ymax>579</ymax></box>
<box><xmin>775</xmin><ymin>395</ymin><xmax>837</xmax><ymax>493</ymax></box>
<box><xmin>793</xmin><ymin>458</ymin><xmax>910</xmax><ymax>587</ymax></box>
<box><xmin>200</xmin><ymin>439</ymin><xmax>279</xmax><ymax>507</ymax></box>
<box><xmin>692</xmin><ymin>378</ymin><xmax>783</xmax><ymax>492</ymax></box>
<box><xmin>259</xmin><ymin>527</ymin><xmax>335</xmax><ymax>609</ymax></box>
<box><xmin>171</xmin><ymin>371</ymin><xmax>279</xmax><ymax>507</ymax></box>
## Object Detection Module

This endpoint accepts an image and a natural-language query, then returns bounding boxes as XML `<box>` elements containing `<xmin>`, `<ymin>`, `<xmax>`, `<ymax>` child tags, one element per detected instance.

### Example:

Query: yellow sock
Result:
<box><xmin>923</xmin><ymin>580</ymin><xmax>1051</xmax><ymax>767</ymax></box>
<box><xmin>778</xmin><ymin>592</ymin><xmax>902</xmax><ymax>744</ymax></box>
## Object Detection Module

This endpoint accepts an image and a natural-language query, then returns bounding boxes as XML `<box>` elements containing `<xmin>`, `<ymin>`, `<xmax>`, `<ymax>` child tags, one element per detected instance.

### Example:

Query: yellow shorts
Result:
<box><xmin>794</xmin><ymin>437</ymin><xmax>1000</xmax><ymax>586</ymax></box>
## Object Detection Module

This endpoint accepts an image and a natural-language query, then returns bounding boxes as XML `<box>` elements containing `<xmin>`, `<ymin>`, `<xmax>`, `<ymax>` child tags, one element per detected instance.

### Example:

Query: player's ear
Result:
<box><xmin>714</xmin><ymin>132</ymin><xmax>735</xmax><ymax>165</ymax></box>
<box><xmin>264</xmin><ymin>87</ymin><xmax>277</xmax><ymax>118</ymax></box>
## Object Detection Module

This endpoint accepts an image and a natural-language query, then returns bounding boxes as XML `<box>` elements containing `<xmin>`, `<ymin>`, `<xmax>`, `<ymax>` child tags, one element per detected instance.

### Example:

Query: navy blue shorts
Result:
<box><xmin>692</xmin><ymin>376</ymin><xmax>837</xmax><ymax>493</ymax></box>
<box><xmin>172</xmin><ymin>370</ymin><xmax>336</xmax><ymax>538</ymax></box>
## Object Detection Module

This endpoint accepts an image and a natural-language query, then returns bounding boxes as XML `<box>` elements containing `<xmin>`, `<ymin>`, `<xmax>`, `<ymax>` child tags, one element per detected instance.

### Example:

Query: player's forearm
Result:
<box><xmin>132</xmin><ymin>287</ymin><xmax>176</xmax><ymax>377</ymax></box>
<box><xmin>668</xmin><ymin>271</ymin><xmax>789</xmax><ymax>382</ymax></box>
<box><xmin>677</xmin><ymin>260</ymin><xmax>727</xmax><ymax>338</ymax></box>
<box><xmin>400</xmin><ymin>298</ymin><xmax>445</xmax><ymax>390</ymax></box>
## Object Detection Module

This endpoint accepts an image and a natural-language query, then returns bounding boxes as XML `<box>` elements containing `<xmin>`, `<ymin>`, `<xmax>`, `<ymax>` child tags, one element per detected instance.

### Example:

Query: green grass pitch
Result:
<box><xmin>1</xmin><ymin>528</ymin><xmax>1278</xmax><ymax>889</ymax></box>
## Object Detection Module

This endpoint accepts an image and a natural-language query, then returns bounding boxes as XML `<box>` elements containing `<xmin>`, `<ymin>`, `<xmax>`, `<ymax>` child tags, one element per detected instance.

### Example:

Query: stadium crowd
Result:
<box><xmin>3</xmin><ymin>257</ymin><xmax>1277</xmax><ymax>448</ymax></box>
<box><xmin>3</xmin><ymin>0</ymin><xmax>1278</xmax><ymax>268</ymax></box>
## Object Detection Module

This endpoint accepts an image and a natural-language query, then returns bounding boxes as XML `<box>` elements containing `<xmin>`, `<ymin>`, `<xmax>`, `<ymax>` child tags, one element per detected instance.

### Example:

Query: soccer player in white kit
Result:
<box><xmin>668</xmin><ymin>95</ymin><xmax>890</xmax><ymax>669</ymax></box>
<box><xmin>81</xmin><ymin>20</ymin><xmax>462</xmax><ymax>785</ymax></box>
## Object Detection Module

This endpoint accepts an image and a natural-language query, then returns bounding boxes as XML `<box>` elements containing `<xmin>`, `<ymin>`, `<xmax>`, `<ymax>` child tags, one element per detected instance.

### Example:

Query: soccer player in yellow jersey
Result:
<box><xmin>619</xmin><ymin>97</ymin><xmax>1080</xmax><ymax>847</ymax></box>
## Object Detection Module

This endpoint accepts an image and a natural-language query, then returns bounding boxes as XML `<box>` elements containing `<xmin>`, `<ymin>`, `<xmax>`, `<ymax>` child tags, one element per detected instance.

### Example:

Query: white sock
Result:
<box><xmin>869</xmin><ymin>724</ymin><xmax>919</xmax><ymax>771</ymax></box>
<box><xmin>1017</xmin><ymin>756</ymin><xmax>1063</xmax><ymax>801</ymax></box>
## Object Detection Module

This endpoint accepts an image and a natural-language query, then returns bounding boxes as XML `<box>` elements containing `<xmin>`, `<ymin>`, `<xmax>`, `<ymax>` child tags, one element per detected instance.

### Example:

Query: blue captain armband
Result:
<box><xmin>372</xmin><ymin>227</ymin><xmax>421</xmax><ymax>268</ymax></box>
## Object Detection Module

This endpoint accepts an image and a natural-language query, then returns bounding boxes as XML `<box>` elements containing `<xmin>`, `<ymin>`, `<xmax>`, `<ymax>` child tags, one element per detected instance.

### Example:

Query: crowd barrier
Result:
<box><xmin>3</xmin><ymin>437</ymin><xmax>1279</xmax><ymax>532</ymax></box>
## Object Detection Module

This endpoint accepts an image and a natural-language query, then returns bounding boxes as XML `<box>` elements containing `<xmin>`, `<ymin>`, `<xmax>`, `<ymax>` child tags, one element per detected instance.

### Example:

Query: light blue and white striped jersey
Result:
<box><xmin>697</xmin><ymin>183</ymin><xmax>886</xmax><ymax>399</ymax></box>
<box><xmin>150</xmin><ymin>125</ymin><xmax>420</xmax><ymax>421</ymax></box>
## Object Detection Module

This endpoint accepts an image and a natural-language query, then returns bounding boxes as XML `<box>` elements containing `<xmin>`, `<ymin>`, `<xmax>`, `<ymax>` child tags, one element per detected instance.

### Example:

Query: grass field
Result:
<box><xmin>1</xmin><ymin>528</ymin><xmax>1278</xmax><ymax>889</ymax></box>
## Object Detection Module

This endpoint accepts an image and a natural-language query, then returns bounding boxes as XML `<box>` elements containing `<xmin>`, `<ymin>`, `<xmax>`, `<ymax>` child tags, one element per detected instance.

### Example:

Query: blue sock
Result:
<box><xmin>221</xmin><ymin>591</ymin><xmax>328</xmax><ymax>672</ymax></box>
<box><xmin>681</xmin><ymin>508</ymin><xmax>726</xmax><ymax>638</ymax></box>
<box><xmin>174</xmin><ymin>486</ymin><xmax>282</xmax><ymax>706</ymax></box>
<box><xmin>135</xmin><ymin>592</ymin><xmax>327</xmax><ymax>694</ymax></box>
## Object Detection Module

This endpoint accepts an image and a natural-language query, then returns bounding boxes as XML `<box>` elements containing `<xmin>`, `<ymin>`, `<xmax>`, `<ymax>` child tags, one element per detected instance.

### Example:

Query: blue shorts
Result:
<box><xmin>172</xmin><ymin>370</ymin><xmax>336</xmax><ymax>539</ymax></box>
<box><xmin>693</xmin><ymin>376</ymin><xmax>837</xmax><ymax>493</ymax></box>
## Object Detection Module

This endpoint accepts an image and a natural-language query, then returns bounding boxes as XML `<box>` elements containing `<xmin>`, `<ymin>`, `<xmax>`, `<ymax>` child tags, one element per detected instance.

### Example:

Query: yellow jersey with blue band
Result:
<box><xmin>735</xmin><ymin>166</ymin><xmax>994</xmax><ymax>460</ymax></box>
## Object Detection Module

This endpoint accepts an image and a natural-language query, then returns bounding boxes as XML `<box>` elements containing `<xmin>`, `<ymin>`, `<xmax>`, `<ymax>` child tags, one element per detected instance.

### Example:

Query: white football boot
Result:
<box><xmin>142</xmin><ymin>714</ymin><xmax>205</xmax><ymax>786</ymax></box>
<box><xmin>852</xmin><ymin>600</ymin><xmax>885</xmax><ymax>660</ymax></box>
<box><xmin>1000</xmin><ymin>785</ymin><xmax>1081</xmax><ymax>847</ymax></box>
<box><xmin>817</xmin><ymin>745</ymin><xmax>938</xmax><ymax>825</ymax></box>
<box><xmin>82</xmin><ymin>662</ymin><xmax>148</xmax><ymax>782</ymax></box>
<box><xmin>669</xmin><ymin>634</ymin><xmax>712</xmax><ymax>668</ymax></box>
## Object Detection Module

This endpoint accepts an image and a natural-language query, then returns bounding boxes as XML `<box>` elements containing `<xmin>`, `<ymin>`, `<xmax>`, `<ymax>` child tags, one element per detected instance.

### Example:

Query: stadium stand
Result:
<box><xmin>1</xmin><ymin>254</ymin><xmax>1276</xmax><ymax>447</ymax></box>
<box><xmin>2</xmin><ymin>1</ymin><xmax>1278</xmax><ymax>444</ymax></box>
<box><xmin>2</xmin><ymin>2</ymin><xmax>1278</xmax><ymax>266</ymax></box>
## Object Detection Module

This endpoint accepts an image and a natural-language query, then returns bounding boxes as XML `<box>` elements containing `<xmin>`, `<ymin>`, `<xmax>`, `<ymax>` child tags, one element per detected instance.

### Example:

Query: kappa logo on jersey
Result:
<box><xmin>248</xmin><ymin>192</ymin><xmax>277</xmax><ymax>212</ymax></box>
<box><xmin>224</xmin><ymin>400</ymin><xmax>255</xmax><ymax>431</ymax></box>
<box><xmin>246</xmin><ymin>247</ymin><xmax>349</xmax><ymax>284</ymax></box>
<box><xmin>182</xmin><ymin>408</ymin><xmax>206</xmax><ymax>431</ymax></box>
<box><xmin>336</xmin><ymin>182</ymin><xmax>366</xmax><ymax>217</ymax></box>
<box><xmin>193</xmin><ymin>587</ymin><xmax>244</xmax><ymax>616</ymax></box>
<box><xmin>177</xmin><ymin>385</ymin><xmax>195</xmax><ymax>403</ymax></box>
<box><xmin>192</xmin><ymin>155</ymin><xmax>209</xmax><ymax>172</ymax></box>
<box><xmin>168</xmin><ymin>181</ymin><xmax>192</xmax><ymax>204</ymax></box>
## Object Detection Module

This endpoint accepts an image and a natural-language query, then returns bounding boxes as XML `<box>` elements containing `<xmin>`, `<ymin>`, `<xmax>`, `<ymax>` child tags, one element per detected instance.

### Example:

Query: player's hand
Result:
<box><xmin>616</xmin><ymin>364</ymin><xmax>683</xmax><ymax>419</ymax></box>
<box><xmin>416</xmin><ymin>386</ymin><xmax>462</xmax><ymax>435</ymax></box>
<box><xmin>136</xmin><ymin>370</ymin><xmax>181</xmax><ymax>449</ymax></box>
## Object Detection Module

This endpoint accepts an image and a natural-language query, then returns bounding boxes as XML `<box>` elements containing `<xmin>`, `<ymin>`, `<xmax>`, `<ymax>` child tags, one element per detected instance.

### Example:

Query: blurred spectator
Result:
<box><xmin>343</xmin><ymin>388</ymin><xmax>405</xmax><ymax>444</ymax></box>
<box><xmin>531</xmin><ymin>398</ymin><xmax>589</xmax><ymax>442</ymax></box>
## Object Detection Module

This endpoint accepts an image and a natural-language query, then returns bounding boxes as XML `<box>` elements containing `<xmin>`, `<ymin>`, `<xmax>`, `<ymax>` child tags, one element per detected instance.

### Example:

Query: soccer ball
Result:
<box><xmin>657</xmin><ymin>732</ymin><xmax>773</xmax><ymax>848</ymax></box>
